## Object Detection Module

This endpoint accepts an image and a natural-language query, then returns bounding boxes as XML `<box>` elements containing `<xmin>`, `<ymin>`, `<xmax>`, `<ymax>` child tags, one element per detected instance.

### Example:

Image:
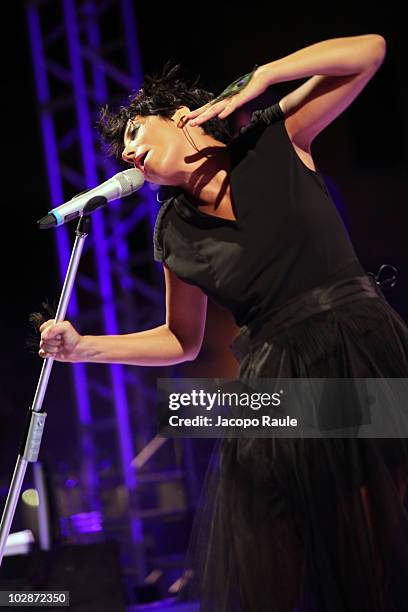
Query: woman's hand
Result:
<box><xmin>184</xmin><ymin>65</ymin><xmax>270</xmax><ymax>127</ymax></box>
<box><xmin>39</xmin><ymin>319</ymin><xmax>83</xmax><ymax>363</ymax></box>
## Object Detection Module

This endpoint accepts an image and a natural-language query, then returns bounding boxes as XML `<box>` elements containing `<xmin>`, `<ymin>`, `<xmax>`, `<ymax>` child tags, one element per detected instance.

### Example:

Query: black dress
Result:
<box><xmin>153</xmin><ymin>103</ymin><xmax>408</xmax><ymax>611</ymax></box>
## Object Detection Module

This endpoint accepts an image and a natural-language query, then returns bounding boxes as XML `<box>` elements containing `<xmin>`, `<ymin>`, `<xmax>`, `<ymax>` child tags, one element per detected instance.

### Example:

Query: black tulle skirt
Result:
<box><xmin>176</xmin><ymin>272</ymin><xmax>408</xmax><ymax>612</ymax></box>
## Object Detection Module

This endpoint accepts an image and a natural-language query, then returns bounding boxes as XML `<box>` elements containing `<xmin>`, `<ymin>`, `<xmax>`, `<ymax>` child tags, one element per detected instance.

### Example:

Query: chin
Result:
<box><xmin>150</xmin><ymin>170</ymin><xmax>178</xmax><ymax>187</ymax></box>
<box><xmin>143</xmin><ymin>161</ymin><xmax>167</xmax><ymax>184</ymax></box>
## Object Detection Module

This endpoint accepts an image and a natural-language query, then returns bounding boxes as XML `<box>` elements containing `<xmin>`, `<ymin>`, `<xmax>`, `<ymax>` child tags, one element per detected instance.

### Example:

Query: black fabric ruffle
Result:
<box><xmin>175</xmin><ymin>276</ymin><xmax>408</xmax><ymax>611</ymax></box>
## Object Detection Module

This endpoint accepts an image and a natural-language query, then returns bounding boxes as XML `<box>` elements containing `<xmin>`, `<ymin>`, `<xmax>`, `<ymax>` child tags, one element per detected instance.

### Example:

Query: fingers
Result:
<box><xmin>41</xmin><ymin>336</ymin><xmax>63</xmax><ymax>348</ymax></box>
<box><xmin>39</xmin><ymin>319</ymin><xmax>55</xmax><ymax>333</ymax></box>
<box><xmin>185</xmin><ymin>102</ymin><xmax>213</xmax><ymax>120</ymax></box>
<box><xmin>38</xmin><ymin>319</ymin><xmax>71</xmax><ymax>360</ymax></box>
<box><xmin>185</xmin><ymin>101</ymin><xmax>226</xmax><ymax>127</ymax></box>
<box><xmin>187</xmin><ymin>98</ymin><xmax>238</xmax><ymax>126</ymax></box>
<box><xmin>38</xmin><ymin>346</ymin><xmax>59</xmax><ymax>359</ymax></box>
<box><xmin>42</xmin><ymin>321</ymin><xmax>70</xmax><ymax>340</ymax></box>
<box><xmin>39</xmin><ymin>334</ymin><xmax>63</xmax><ymax>357</ymax></box>
<box><xmin>217</xmin><ymin>99</ymin><xmax>237</xmax><ymax>120</ymax></box>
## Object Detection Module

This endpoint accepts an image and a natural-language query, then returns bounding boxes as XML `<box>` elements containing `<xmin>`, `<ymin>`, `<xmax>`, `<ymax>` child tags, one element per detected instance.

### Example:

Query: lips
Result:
<box><xmin>135</xmin><ymin>150</ymin><xmax>149</xmax><ymax>171</ymax></box>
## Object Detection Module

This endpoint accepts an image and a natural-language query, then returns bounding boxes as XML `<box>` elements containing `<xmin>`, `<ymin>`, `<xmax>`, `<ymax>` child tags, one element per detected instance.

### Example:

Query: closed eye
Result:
<box><xmin>128</xmin><ymin>123</ymin><xmax>140</xmax><ymax>141</ymax></box>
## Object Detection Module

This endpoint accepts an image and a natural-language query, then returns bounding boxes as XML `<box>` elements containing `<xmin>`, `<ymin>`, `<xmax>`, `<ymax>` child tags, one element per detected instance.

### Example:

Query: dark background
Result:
<box><xmin>1</xmin><ymin>3</ymin><xmax>407</xmax><ymax>472</ymax></box>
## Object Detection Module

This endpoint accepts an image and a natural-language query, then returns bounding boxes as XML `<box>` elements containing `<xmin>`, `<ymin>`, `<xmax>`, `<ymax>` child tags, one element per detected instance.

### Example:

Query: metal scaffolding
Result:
<box><xmin>26</xmin><ymin>0</ymin><xmax>196</xmax><ymax>594</ymax></box>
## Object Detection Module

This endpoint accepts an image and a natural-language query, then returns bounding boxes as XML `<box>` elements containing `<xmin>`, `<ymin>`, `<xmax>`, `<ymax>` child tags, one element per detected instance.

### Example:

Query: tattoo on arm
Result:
<box><xmin>209</xmin><ymin>64</ymin><xmax>258</xmax><ymax>105</ymax></box>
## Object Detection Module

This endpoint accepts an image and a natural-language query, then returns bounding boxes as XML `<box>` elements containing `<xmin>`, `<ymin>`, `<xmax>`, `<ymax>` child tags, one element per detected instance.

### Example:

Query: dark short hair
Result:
<box><xmin>97</xmin><ymin>60</ymin><xmax>233</xmax><ymax>159</ymax></box>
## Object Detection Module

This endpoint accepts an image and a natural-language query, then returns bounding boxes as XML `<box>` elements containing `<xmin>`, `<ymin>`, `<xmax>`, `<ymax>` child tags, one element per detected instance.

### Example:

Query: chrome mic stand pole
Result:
<box><xmin>0</xmin><ymin>197</ymin><xmax>106</xmax><ymax>566</ymax></box>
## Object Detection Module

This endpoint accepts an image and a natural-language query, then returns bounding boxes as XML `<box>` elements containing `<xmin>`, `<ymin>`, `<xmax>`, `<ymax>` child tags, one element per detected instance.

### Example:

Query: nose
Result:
<box><xmin>122</xmin><ymin>142</ymin><xmax>136</xmax><ymax>164</ymax></box>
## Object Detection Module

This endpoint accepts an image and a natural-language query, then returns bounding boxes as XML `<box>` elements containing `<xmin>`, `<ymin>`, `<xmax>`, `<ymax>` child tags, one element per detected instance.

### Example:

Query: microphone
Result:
<box><xmin>37</xmin><ymin>168</ymin><xmax>144</xmax><ymax>229</ymax></box>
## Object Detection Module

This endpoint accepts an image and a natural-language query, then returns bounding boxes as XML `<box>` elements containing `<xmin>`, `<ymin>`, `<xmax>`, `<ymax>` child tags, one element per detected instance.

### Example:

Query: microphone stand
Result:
<box><xmin>0</xmin><ymin>197</ymin><xmax>107</xmax><ymax>566</ymax></box>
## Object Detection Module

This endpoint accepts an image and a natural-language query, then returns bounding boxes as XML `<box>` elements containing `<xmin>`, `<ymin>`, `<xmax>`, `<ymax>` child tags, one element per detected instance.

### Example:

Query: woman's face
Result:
<box><xmin>122</xmin><ymin>106</ymin><xmax>199</xmax><ymax>186</ymax></box>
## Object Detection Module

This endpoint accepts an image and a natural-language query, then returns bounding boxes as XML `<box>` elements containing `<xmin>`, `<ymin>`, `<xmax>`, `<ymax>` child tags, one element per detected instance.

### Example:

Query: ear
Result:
<box><xmin>171</xmin><ymin>106</ymin><xmax>191</xmax><ymax>126</ymax></box>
